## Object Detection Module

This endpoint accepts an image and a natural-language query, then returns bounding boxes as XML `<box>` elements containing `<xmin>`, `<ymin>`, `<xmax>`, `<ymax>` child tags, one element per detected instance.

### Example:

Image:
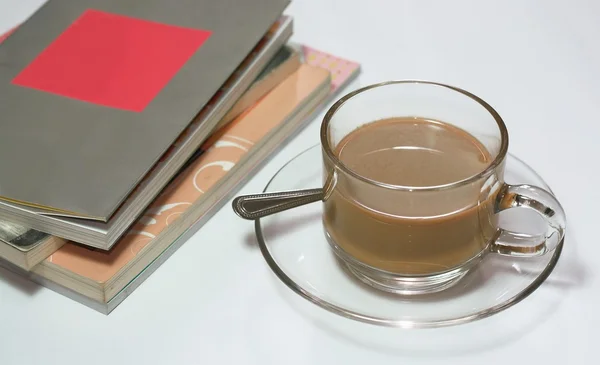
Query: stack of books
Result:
<box><xmin>0</xmin><ymin>0</ymin><xmax>360</xmax><ymax>314</ymax></box>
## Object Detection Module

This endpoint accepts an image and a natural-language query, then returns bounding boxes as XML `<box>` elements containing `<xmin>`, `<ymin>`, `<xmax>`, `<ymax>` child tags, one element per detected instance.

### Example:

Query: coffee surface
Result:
<box><xmin>336</xmin><ymin>117</ymin><xmax>490</xmax><ymax>187</ymax></box>
<box><xmin>323</xmin><ymin>117</ymin><xmax>498</xmax><ymax>275</ymax></box>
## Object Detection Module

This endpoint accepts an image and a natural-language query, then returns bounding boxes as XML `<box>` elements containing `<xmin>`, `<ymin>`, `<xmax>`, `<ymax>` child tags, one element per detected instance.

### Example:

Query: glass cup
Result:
<box><xmin>319</xmin><ymin>80</ymin><xmax>566</xmax><ymax>294</ymax></box>
<box><xmin>232</xmin><ymin>80</ymin><xmax>566</xmax><ymax>295</ymax></box>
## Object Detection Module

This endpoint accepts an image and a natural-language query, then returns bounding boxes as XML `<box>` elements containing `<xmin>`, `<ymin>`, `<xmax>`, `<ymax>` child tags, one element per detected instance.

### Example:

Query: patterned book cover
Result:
<box><xmin>300</xmin><ymin>45</ymin><xmax>361</xmax><ymax>93</ymax></box>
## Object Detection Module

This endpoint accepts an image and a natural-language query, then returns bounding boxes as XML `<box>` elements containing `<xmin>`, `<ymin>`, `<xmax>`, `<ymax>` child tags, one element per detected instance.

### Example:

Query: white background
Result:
<box><xmin>0</xmin><ymin>0</ymin><xmax>598</xmax><ymax>364</ymax></box>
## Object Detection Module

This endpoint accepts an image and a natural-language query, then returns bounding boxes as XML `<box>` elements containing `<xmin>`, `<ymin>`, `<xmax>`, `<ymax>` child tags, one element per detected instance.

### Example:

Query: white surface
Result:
<box><xmin>0</xmin><ymin>0</ymin><xmax>598</xmax><ymax>364</ymax></box>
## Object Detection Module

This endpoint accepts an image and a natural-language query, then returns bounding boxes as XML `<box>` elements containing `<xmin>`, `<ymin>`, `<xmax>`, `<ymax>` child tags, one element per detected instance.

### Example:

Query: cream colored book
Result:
<box><xmin>0</xmin><ymin>222</ymin><xmax>65</xmax><ymax>271</ymax></box>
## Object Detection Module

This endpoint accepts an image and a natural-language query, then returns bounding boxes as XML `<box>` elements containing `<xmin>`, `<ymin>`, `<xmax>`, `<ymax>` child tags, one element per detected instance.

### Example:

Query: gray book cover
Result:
<box><xmin>0</xmin><ymin>15</ymin><xmax>293</xmax><ymax>250</ymax></box>
<box><xmin>0</xmin><ymin>0</ymin><xmax>289</xmax><ymax>221</ymax></box>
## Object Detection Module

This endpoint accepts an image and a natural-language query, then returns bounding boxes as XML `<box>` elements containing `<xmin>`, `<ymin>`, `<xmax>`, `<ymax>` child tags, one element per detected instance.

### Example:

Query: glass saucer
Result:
<box><xmin>255</xmin><ymin>144</ymin><xmax>564</xmax><ymax>328</ymax></box>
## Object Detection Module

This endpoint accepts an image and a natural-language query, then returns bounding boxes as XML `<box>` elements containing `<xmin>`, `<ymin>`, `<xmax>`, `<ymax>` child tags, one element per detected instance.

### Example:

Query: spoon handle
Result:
<box><xmin>232</xmin><ymin>188</ymin><xmax>324</xmax><ymax>220</ymax></box>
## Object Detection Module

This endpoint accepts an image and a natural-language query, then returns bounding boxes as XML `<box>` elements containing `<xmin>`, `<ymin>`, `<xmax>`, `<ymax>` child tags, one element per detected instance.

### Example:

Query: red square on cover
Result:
<box><xmin>12</xmin><ymin>9</ymin><xmax>212</xmax><ymax>112</ymax></box>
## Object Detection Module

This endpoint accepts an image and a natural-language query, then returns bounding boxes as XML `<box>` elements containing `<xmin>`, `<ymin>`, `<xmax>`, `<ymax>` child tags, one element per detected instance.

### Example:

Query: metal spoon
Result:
<box><xmin>232</xmin><ymin>188</ymin><xmax>324</xmax><ymax>220</ymax></box>
<box><xmin>232</xmin><ymin>172</ymin><xmax>337</xmax><ymax>220</ymax></box>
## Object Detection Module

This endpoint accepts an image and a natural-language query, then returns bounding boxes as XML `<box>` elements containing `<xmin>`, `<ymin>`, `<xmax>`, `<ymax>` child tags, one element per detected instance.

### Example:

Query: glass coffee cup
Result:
<box><xmin>233</xmin><ymin>80</ymin><xmax>566</xmax><ymax>294</ymax></box>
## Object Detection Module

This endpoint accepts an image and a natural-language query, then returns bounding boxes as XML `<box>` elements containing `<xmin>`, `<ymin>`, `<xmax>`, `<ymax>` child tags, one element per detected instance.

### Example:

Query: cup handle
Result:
<box><xmin>491</xmin><ymin>184</ymin><xmax>566</xmax><ymax>257</ymax></box>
